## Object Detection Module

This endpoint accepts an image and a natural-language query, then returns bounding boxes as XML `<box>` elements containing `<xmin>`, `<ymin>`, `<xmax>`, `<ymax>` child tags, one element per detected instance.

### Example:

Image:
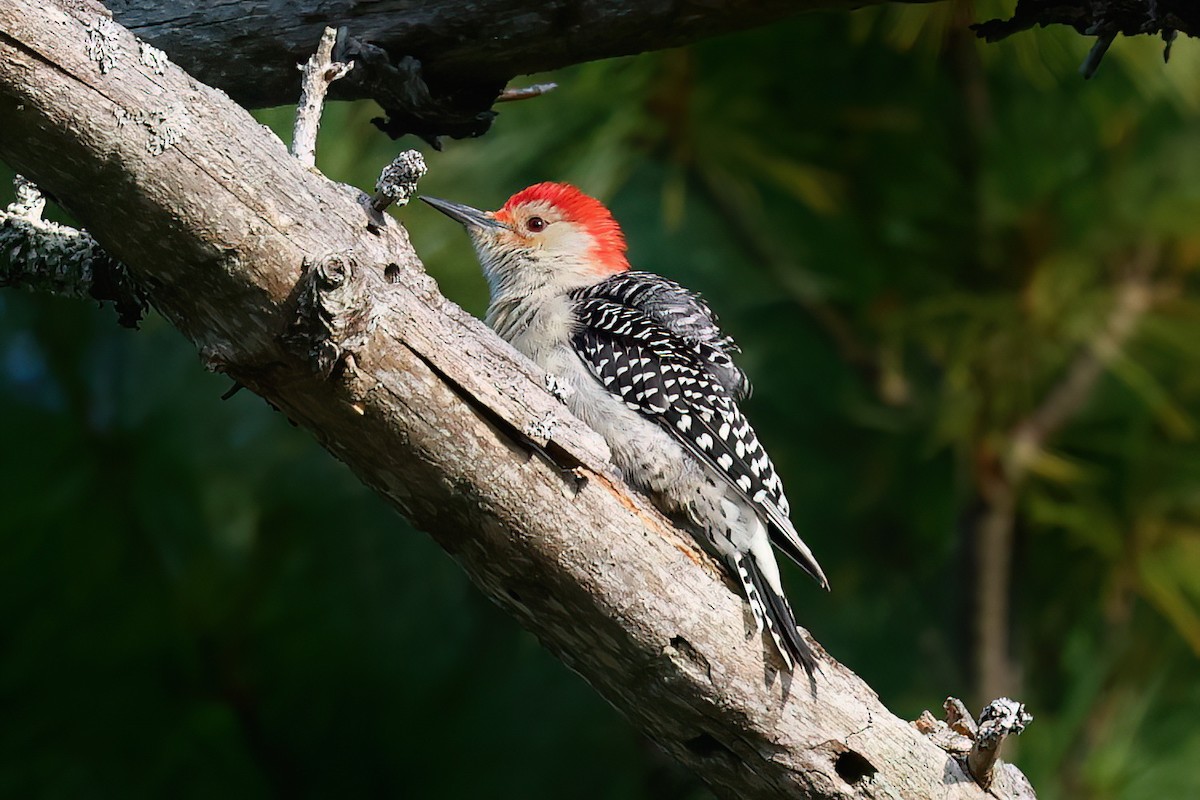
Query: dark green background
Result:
<box><xmin>4</xmin><ymin>4</ymin><xmax>1200</xmax><ymax>798</ymax></box>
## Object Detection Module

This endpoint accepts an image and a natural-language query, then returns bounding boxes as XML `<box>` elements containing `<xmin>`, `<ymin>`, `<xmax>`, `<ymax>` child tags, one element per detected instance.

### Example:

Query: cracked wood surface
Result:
<box><xmin>0</xmin><ymin>3</ymin><xmax>1029</xmax><ymax>798</ymax></box>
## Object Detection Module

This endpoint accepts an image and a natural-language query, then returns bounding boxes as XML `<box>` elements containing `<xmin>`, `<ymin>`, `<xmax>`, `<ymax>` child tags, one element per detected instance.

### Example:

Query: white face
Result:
<box><xmin>470</xmin><ymin>200</ymin><xmax>602</xmax><ymax>298</ymax></box>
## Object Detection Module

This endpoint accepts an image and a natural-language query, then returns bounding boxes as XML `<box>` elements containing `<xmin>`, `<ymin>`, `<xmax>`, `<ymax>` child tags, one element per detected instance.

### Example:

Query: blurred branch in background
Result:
<box><xmin>1009</xmin><ymin>250</ymin><xmax>1157</xmax><ymax>476</ymax></box>
<box><xmin>975</xmin><ymin>247</ymin><xmax>1158</xmax><ymax>704</ymax></box>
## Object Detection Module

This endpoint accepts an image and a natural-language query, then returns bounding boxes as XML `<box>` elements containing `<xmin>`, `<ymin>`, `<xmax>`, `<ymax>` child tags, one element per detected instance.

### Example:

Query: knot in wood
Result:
<box><xmin>284</xmin><ymin>251</ymin><xmax>375</xmax><ymax>380</ymax></box>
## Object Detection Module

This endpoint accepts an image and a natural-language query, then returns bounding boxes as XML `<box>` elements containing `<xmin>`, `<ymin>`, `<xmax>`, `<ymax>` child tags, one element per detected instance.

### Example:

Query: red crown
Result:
<box><xmin>502</xmin><ymin>182</ymin><xmax>629</xmax><ymax>274</ymax></box>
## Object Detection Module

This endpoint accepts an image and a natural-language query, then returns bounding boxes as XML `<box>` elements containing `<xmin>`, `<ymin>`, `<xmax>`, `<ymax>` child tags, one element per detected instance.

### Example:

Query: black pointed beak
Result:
<box><xmin>420</xmin><ymin>196</ymin><xmax>508</xmax><ymax>231</ymax></box>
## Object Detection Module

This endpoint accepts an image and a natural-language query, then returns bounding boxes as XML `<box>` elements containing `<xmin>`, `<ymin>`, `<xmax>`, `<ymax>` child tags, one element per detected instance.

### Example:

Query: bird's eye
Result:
<box><xmin>526</xmin><ymin>216</ymin><xmax>547</xmax><ymax>233</ymax></box>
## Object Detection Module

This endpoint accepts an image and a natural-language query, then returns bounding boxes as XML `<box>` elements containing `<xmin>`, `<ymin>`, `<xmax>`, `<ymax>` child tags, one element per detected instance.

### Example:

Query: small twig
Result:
<box><xmin>967</xmin><ymin>698</ymin><xmax>1033</xmax><ymax>790</ymax></box>
<box><xmin>1080</xmin><ymin>32</ymin><xmax>1116</xmax><ymax>79</ymax></box>
<box><xmin>496</xmin><ymin>82</ymin><xmax>558</xmax><ymax>102</ymax></box>
<box><xmin>291</xmin><ymin>26</ymin><xmax>353</xmax><ymax>168</ymax></box>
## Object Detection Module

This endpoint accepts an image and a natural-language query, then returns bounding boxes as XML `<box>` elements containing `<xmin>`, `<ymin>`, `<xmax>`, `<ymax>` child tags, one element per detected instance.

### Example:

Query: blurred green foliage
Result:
<box><xmin>3</xmin><ymin>3</ymin><xmax>1200</xmax><ymax>797</ymax></box>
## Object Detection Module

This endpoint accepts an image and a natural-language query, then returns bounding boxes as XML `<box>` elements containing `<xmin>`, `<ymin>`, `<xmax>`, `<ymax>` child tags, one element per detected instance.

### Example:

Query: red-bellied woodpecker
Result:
<box><xmin>422</xmin><ymin>183</ymin><xmax>828</xmax><ymax>675</ymax></box>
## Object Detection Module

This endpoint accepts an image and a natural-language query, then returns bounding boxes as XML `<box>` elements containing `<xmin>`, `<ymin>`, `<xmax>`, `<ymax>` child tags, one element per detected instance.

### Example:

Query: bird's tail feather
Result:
<box><xmin>736</xmin><ymin>552</ymin><xmax>818</xmax><ymax>677</ymax></box>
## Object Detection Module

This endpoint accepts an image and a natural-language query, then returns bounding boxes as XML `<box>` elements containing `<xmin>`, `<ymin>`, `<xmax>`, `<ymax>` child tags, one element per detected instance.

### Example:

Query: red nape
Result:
<box><xmin>502</xmin><ymin>182</ymin><xmax>629</xmax><ymax>274</ymax></box>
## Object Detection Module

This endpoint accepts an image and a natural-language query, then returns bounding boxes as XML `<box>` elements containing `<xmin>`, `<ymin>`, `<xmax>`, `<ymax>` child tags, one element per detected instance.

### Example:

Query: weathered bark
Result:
<box><xmin>102</xmin><ymin>0</ymin><xmax>944</xmax><ymax>143</ymax></box>
<box><xmin>101</xmin><ymin>0</ymin><xmax>1200</xmax><ymax>114</ymax></box>
<box><xmin>106</xmin><ymin>0</ymin><xmax>927</xmax><ymax>111</ymax></box>
<box><xmin>0</xmin><ymin>4</ymin><xmax>1033</xmax><ymax>798</ymax></box>
<box><xmin>98</xmin><ymin>1</ymin><xmax>1200</xmax><ymax>141</ymax></box>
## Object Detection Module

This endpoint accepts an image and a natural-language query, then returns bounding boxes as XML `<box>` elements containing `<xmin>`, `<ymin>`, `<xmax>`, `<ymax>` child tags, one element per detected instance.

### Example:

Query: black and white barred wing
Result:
<box><xmin>576</xmin><ymin>272</ymin><xmax>750</xmax><ymax>401</ymax></box>
<box><xmin>570</xmin><ymin>297</ymin><xmax>827</xmax><ymax>588</ymax></box>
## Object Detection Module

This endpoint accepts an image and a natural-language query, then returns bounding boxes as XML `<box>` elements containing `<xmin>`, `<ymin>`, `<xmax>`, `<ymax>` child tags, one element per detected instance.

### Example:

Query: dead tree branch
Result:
<box><xmin>92</xmin><ymin>2</ymin><xmax>1200</xmax><ymax>145</ymax></box>
<box><xmin>106</xmin><ymin>0</ymin><xmax>898</xmax><ymax>108</ymax></box>
<box><xmin>102</xmin><ymin>0</ymin><xmax>938</xmax><ymax>143</ymax></box>
<box><xmin>0</xmin><ymin>175</ymin><xmax>147</xmax><ymax>326</ymax></box>
<box><xmin>0</xmin><ymin>4</ymin><xmax>1034</xmax><ymax>798</ymax></box>
<box><xmin>974</xmin><ymin>0</ymin><xmax>1199</xmax><ymax>78</ymax></box>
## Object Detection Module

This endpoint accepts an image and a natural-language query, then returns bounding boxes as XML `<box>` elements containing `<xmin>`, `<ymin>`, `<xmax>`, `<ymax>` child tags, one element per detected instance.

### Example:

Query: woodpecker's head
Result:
<box><xmin>422</xmin><ymin>182</ymin><xmax>629</xmax><ymax>296</ymax></box>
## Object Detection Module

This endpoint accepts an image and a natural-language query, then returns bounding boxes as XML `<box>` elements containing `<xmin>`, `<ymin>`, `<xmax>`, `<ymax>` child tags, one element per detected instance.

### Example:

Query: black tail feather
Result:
<box><xmin>744</xmin><ymin>555</ymin><xmax>818</xmax><ymax>678</ymax></box>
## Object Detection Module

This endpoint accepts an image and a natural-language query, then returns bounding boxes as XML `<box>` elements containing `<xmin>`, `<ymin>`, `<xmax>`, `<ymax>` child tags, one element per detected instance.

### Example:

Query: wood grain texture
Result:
<box><xmin>0</xmin><ymin>4</ymin><xmax>1030</xmax><ymax>798</ymax></box>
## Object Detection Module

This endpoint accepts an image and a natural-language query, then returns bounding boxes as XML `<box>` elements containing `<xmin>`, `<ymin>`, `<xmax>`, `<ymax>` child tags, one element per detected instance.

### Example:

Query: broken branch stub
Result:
<box><xmin>968</xmin><ymin>697</ymin><xmax>1034</xmax><ymax>790</ymax></box>
<box><xmin>915</xmin><ymin>696</ymin><xmax>1034</xmax><ymax>795</ymax></box>
<box><xmin>370</xmin><ymin>150</ymin><xmax>428</xmax><ymax>213</ymax></box>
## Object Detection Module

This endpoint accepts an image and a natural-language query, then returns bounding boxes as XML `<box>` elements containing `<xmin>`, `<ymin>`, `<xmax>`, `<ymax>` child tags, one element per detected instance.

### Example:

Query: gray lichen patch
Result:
<box><xmin>138</xmin><ymin>41</ymin><xmax>169</xmax><ymax>75</ymax></box>
<box><xmin>544</xmin><ymin>372</ymin><xmax>575</xmax><ymax>402</ymax></box>
<box><xmin>523</xmin><ymin>411</ymin><xmax>560</xmax><ymax>443</ymax></box>
<box><xmin>85</xmin><ymin>16</ymin><xmax>120</xmax><ymax>74</ymax></box>
<box><xmin>114</xmin><ymin>102</ymin><xmax>192</xmax><ymax>155</ymax></box>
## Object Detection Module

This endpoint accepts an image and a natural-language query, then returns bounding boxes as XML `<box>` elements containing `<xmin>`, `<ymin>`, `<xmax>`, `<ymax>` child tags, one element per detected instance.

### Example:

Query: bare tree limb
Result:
<box><xmin>0</xmin><ymin>4</ymin><xmax>1035</xmax><ymax>798</ymax></box>
<box><xmin>100</xmin><ymin>0</ymin><xmax>949</xmax><ymax>144</ymax></box>
<box><xmin>93</xmin><ymin>1</ymin><xmax>1200</xmax><ymax>144</ymax></box>
<box><xmin>105</xmin><ymin>0</ymin><xmax>920</xmax><ymax>110</ymax></box>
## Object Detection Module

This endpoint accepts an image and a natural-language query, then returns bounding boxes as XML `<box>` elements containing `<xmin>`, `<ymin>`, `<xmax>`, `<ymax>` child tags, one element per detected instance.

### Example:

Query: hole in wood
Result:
<box><xmin>685</xmin><ymin>732</ymin><xmax>732</xmax><ymax>760</ymax></box>
<box><xmin>835</xmin><ymin>749</ymin><xmax>877</xmax><ymax>785</ymax></box>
